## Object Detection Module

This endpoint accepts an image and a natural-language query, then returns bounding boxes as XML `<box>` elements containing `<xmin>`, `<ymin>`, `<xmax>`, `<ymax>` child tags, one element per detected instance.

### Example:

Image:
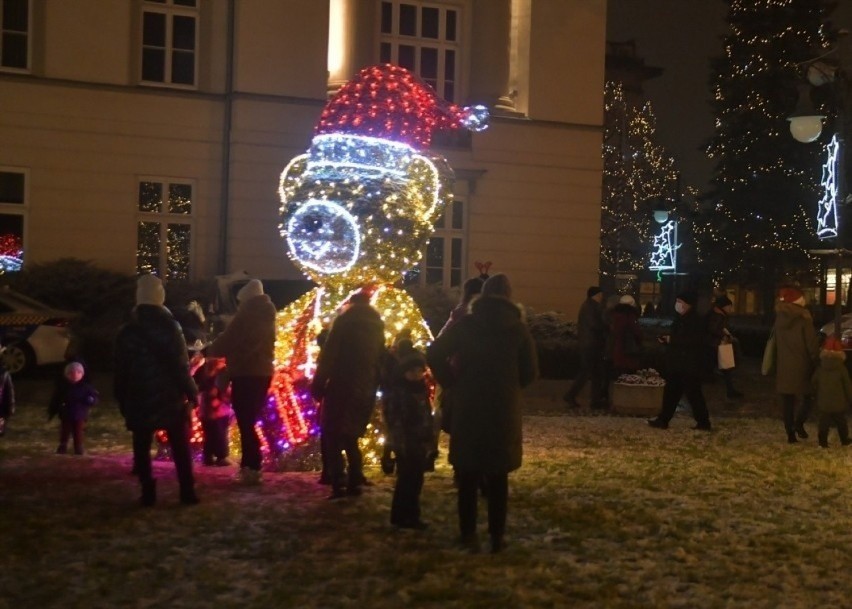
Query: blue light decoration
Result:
<box><xmin>262</xmin><ymin>64</ymin><xmax>489</xmax><ymax>466</ymax></box>
<box><xmin>816</xmin><ymin>134</ymin><xmax>840</xmax><ymax>240</ymax></box>
<box><xmin>649</xmin><ymin>220</ymin><xmax>681</xmax><ymax>271</ymax></box>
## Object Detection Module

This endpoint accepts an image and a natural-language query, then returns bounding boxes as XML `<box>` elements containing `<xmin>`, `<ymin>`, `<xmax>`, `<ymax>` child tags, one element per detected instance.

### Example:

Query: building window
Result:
<box><xmin>405</xmin><ymin>199</ymin><xmax>465</xmax><ymax>288</ymax></box>
<box><xmin>136</xmin><ymin>179</ymin><xmax>193</xmax><ymax>279</ymax></box>
<box><xmin>0</xmin><ymin>168</ymin><xmax>26</xmax><ymax>273</ymax></box>
<box><xmin>1</xmin><ymin>0</ymin><xmax>29</xmax><ymax>71</ymax></box>
<box><xmin>379</xmin><ymin>1</ymin><xmax>460</xmax><ymax>102</ymax></box>
<box><xmin>141</xmin><ymin>0</ymin><xmax>198</xmax><ymax>87</ymax></box>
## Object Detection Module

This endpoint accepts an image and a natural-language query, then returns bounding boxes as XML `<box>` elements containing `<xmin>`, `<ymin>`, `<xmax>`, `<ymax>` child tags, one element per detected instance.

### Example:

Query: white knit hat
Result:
<box><xmin>237</xmin><ymin>279</ymin><xmax>264</xmax><ymax>303</ymax></box>
<box><xmin>619</xmin><ymin>295</ymin><xmax>636</xmax><ymax>307</ymax></box>
<box><xmin>136</xmin><ymin>274</ymin><xmax>165</xmax><ymax>306</ymax></box>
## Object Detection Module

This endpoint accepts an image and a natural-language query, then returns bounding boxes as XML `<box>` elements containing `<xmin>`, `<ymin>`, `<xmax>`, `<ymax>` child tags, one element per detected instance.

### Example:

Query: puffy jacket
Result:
<box><xmin>812</xmin><ymin>351</ymin><xmax>852</xmax><ymax>414</ymax></box>
<box><xmin>427</xmin><ymin>296</ymin><xmax>538</xmax><ymax>474</ymax></box>
<box><xmin>207</xmin><ymin>294</ymin><xmax>277</xmax><ymax>377</ymax></box>
<box><xmin>114</xmin><ymin>305</ymin><xmax>198</xmax><ymax>432</ymax></box>
<box><xmin>774</xmin><ymin>301</ymin><xmax>819</xmax><ymax>395</ymax></box>
<box><xmin>311</xmin><ymin>303</ymin><xmax>386</xmax><ymax>437</ymax></box>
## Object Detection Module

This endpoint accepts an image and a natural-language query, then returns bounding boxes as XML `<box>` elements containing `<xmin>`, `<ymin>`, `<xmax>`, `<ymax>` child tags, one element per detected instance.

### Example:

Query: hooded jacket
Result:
<box><xmin>774</xmin><ymin>301</ymin><xmax>819</xmax><ymax>395</ymax></box>
<box><xmin>207</xmin><ymin>294</ymin><xmax>277</xmax><ymax>377</ymax></box>
<box><xmin>812</xmin><ymin>350</ymin><xmax>852</xmax><ymax>414</ymax></box>
<box><xmin>311</xmin><ymin>302</ymin><xmax>386</xmax><ymax>437</ymax></box>
<box><xmin>114</xmin><ymin>305</ymin><xmax>198</xmax><ymax>432</ymax></box>
<box><xmin>427</xmin><ymin>295</ymin><xmax>538</xmax><ymax>474</ymax></box>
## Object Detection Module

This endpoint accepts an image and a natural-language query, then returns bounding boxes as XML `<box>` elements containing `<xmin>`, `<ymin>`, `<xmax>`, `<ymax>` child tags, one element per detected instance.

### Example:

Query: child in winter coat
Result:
<box><xmin>49</xmin><ymin>361</ymin><xmax>99</xmax><ymax>454</ymax></box>
<box><xmin>383</xmin><ymin>341</ymin><xmax>434</xmax><ymax>529</ymax></box>
<box><xmin>811</xmin><ymin>337</ymin><xmax>852</xmax><ymax>448</ymax></box>
<box><xmin>193</xmin><ymin>355</ymin><xmax>233</xmax><ymax>466</ymax></box>
<box><xmin>0</xmin><ymin>354</ymin><xmax>14</xmax><ymax>436</ymax></box>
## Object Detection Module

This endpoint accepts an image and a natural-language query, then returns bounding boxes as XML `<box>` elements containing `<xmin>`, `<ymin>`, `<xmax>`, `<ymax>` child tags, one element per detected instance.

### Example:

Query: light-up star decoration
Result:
<box><xmin>257</xmin><ymin>64</ymin><xmax>488</xmax><ymax>467</ymax></box>
<box><xmin>649</xmin><ymin>220</ymin><xmax>681</xmax><ymax>271</ymax></box>
<box><xmin>817</xmin><ymin>134</ymin><xmax>840</xmax><ymax>240</ymax></box>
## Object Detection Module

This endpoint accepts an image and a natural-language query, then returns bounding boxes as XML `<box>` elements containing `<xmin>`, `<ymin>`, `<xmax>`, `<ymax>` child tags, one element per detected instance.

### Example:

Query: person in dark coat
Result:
<box><xmin>383</xmin><ymin>342</ymin><xmax>434</xmax><ymax>529</ymax></box>
<box><xmin>706</xmin><ymin>295</ymin><xmax>743</xmax><ymax>399</ymax></box>
<box><xmin>774</xmin><ymin>286</ymin><xmax>820</xmax><ymax>443</ymax></box>
<box><xmin>648</xmin><ymin>290</ymin><xmax>712</xmax><ymax>431</ymax></box>
<box><xmin>49</xmin><ymin>361</ymin><xmax>99</xmax><ymax>455</ymax></box>
<box><xmin>607</xmin><ymin>295</ymin><xmax>643</xmax><ymax>376</ymax></box>
<box><xmin>0</xmin><ymin>352</ymin><xmax>15</xmax><ymax>437</ymax></box>
<box><xmin>564</xmin><ymin>286</ymin><xmax>607</xmax><ymax>409</ymax></box>
<box><xmin>438</xmin><ymin>277</ymin><xmax>483</xmax><ymax>336</ymax></box>
<box><xmin>207</xmin><ymin>279</ymin><xmax>277</xmax><ymax>484</ymax></box>
<box><xmin>811</xmin><ymin>337</ymin><xmax>852</xmax><ymax>448</ymax></box>
<box><xmin>427</xmin><ymin>273</ymin><xmax>538</xmax><ymax>554</ymax></box>
<box><xmin>311</xmin><ymin>291</ymin><xmax>386</xmax><ymax>499</ymax></box>
<box><xmin>114</xmin><ymin>274</ymin><xmax>200</xmax><ymax>506</ymax></box>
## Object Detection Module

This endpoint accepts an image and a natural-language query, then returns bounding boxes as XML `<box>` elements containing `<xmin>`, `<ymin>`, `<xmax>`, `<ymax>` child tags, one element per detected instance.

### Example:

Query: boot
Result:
<box><xmin>795</xmin><ymin>424</ymin><xmax>809</xmax><ymax>439</ymax></box>
<box><xmin>140</xmin><ymin>479</ymin><xmax>156</xmax><ymax>507</ymax></box>
<box><xmin>180</xmin><ymin>487</ymin><xmax>200</xmax><ymax>506</ymax></box>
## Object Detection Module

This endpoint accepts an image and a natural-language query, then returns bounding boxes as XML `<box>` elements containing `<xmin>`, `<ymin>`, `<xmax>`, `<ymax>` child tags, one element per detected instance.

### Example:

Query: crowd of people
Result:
<box><xmin>4</xmin><ymin>272</ymin><xmax>850</xmax><ymax>554</ymax></box>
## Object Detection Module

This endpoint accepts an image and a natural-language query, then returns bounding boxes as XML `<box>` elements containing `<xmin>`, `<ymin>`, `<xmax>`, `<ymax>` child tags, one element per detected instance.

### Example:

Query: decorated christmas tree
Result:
<box><xmin>704</xmin><ymin>0</ymin><xmax>838</xmax><ymax>293</ymax></box>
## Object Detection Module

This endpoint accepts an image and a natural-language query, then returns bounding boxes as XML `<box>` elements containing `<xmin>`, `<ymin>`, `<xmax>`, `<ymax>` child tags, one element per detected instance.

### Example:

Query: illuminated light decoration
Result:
<box><xmin>649</xmin><ymin>220</ymin><xmax>681</xmax><ymax>271</ymax></box>
<box><xmin>0</xmin><ymin>234</ymin><xmax>23</xmax><ymax>273</ymax></box>
<box><xmin>816</xmin><ymin>134</ymin><xmax>839</xmax><ymax>240</ymax></box>
<box><xmin>264</xmin><ymin>64</ymin><xmax>488</xmax><ymax>467</ymax></box>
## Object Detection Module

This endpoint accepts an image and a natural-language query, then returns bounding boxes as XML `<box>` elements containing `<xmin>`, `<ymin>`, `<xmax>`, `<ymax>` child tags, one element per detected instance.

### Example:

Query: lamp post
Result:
<box><xmin>788</xmin><ymin>37</ymin><xmax>849</xmax><ymax>340</ymax></box>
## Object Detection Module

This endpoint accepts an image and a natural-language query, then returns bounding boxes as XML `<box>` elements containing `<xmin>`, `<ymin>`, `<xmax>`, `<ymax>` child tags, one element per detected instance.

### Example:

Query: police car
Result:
<box><xmin>0</xmin><ymin>287</ymin><xmax>75</xmax><ymax>374</ymax></box>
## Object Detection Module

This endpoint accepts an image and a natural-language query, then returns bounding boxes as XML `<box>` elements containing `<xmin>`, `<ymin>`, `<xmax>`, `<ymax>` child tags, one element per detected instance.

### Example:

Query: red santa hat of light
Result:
<box><xmin>314</xmin><ymin>64</ymin><xmax>488</xmax><ymax>151</ymax></box>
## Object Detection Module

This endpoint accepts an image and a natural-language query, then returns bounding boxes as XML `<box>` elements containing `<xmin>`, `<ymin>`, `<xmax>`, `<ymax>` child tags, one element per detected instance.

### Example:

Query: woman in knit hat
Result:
<box><xmin>427</xmin><ymin>273</ymin><xmax>538</xmax><ymax>553</ymax></box>
<box><xmin>706</xmin><ymin>294</ymin><xmax>743</xmax><ymax>399</ymax></box>
<box><xmin>114</xmin><ymin>274</ymin><xmax>200</xmax><ymax>506</ymax></box>
<box><xmin>773</xmin><ymin>286</ymin><xmax>820</xmax><ymax>443</ymax></box>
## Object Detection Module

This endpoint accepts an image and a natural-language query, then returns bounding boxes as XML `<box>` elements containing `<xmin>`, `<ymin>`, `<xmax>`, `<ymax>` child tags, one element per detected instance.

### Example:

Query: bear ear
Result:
<box><xmin>405</xmin><ymin>154</ymin><xmax>450</xmax><ymax>222</ymax></box>
<box><xmin>278</xmin><ymin>154</ymin><xmax>310</xmax><ymax>209</ymax></box>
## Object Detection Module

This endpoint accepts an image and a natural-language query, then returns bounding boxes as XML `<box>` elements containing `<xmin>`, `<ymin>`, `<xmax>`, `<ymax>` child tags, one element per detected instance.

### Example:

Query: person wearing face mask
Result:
<box><xmin>647</xmin><ymin>291</ymin><xmax>712</xmax><ymax>431</ymax></box>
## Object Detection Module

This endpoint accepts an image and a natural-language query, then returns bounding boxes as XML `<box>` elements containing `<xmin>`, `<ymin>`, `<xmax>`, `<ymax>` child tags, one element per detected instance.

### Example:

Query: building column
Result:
<box><xmin>470</xmin><ymin>0</ymin><xmax>519</xmax><ymax>115</ymax></box>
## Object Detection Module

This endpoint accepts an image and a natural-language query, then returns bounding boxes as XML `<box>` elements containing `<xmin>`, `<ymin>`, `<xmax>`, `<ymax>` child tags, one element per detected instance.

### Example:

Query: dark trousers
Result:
<box><xmin>818</xmin><ymin>412</ymin><xmax>849</xmax><ymax>446</ymax></box>
<box><xmin>657</xmin><ymin>372</ymin><xmax>711</xmax><ymax>427</ymax></box>
<box><xmin>231</xmin><ymin>376</ymin><xmax>271</xmax><ymax>471</ymax></box>
<box><xmin>457</xmin><ymin>470</ymin><xmax>509</xmax><ymax>540</ymax></box>
<box><xmin>59</xmin><ymin>418</ymin><xmax>85</xmax><ymax>454</ymax></box>
<box><xmin>567</xmin><ymin>347</ymin><xmax>607</xmax><ymax>406</ymax></box>
<box><xmin>780</xmin><ymin>393</ymin><xmax>812</xmax><ymax>436</ymax></box>
<box><xmin>721</xmin><ymin>369</ymin><xmax>738</xmax><ymax>394</ymax></box>
<box><xmin>201</xmin><ymin>416</ymin><xmax>230</xmax><ymax>462</ymax></box>
<box><xmin>391</xmin><ymin>452</ymin><xmax>426</xmax><ymax>526</ymax></box>
<box><xmin>328</xmin><ymin>432</ymin><xmax>363</xmax><ymax>491</ymax></box>
<box><xmin>132</xmin><ymin>419</ymin><xmax>194</xmax><ymax>493</ymax></box>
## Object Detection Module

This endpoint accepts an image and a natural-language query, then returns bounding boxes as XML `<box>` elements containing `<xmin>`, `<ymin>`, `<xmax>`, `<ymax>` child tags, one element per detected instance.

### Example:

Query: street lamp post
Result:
<box><xmin>788</xmin><ymin>35</ymin><xmax>849</xmax><ymax>340</ymax></box>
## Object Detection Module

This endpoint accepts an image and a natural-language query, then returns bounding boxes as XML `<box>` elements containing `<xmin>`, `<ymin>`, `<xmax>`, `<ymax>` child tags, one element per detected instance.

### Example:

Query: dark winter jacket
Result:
<box><xmin>207</xmin><ymin>294</ymin><xmax>277</xmax><ymax>377</ymax></box>
<box><xmin>114</xmin><ymin>305</ymin><xmax>198</xmax><ymax>432</ymax></box>
<box><xmin>0</xmin><ymin>365</ymin><xmax>14</xmax><ymax>419</ymax></box>
<box><xmin>311</xmin><ymin>302</ymin><xmax>386</xmax><ymax>438</ymax></box>
<box><xmin>812</xmin><ymin>350</ymin><xmax>852</xmax><ymax>414</ymax></box>
<box><xmin>49</xmin><ymin>380</ymin><xmax>98</xmax><ymax>422</ymax></box>
<box><xmin>427</xmin><ymin>295</ymin><xmax>538</xmax><ymax>474</ymax></box>
<box><xmin>576</xmin><ymin>297</ymin><xmax>606</xmax><ymax>352</ymax></box>
<box><xmin>664</xmin><ymin>307</ymin><xmax>709</xmax><ymax>377</ymax></box>
<box><xmin>383</xmin><ymin>376</ymin><xmax>434</xmax><ymax>460</ymax></box>
<box><xmin>774</xmin><ymin>301</ymin><xmax>820</xmax><ymax>395</ymax></box>
<box><xmin>607</xmin><ymin>303</ymin><xmax>642</xmax><ymax>373</ymax></box>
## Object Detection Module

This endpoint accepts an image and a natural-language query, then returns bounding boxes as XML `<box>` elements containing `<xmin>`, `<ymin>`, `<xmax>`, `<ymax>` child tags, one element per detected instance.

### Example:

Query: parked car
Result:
<box><xmin>0</xmin><ymin>287</ymin><xmax>75</xmax><ymax>373</ymax></box>
<box><xmin>818</xmin><ymin>314</ymin><xmax>852</xmax><ymax>347</ymax></box>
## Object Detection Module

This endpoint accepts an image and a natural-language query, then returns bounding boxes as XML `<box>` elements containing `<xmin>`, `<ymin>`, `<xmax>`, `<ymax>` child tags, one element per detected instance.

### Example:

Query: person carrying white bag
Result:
<box><xmin>707</xmin><ymin>295</ymin><xmax>743</xmax><ymax>399</ymax></box>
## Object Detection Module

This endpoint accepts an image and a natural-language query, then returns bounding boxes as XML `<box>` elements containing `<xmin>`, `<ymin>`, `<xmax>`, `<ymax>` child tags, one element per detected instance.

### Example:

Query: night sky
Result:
<box><xmin>607</xmin><ymin>0</ymin><xmax>852</xmax><ymax>194</ymax></box>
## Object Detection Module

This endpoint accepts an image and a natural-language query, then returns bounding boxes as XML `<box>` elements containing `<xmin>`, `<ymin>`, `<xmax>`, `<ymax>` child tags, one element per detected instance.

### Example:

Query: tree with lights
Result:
<box><xmin>601</xmin><ymin>81</ymin><xmax>681</xmax><ymax>291</ymax></box>
<box><xmin>705</xmin><ymin>0</ymin><xmax>837</xmax><ymax>301</ymax></box>
<box><xmin>264</xmin><ymin>65</ymin><xmax>488</xmax><ymax>468</ymax></box>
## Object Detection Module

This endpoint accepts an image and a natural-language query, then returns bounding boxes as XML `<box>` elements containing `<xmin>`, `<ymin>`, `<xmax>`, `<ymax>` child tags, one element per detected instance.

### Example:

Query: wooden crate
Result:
<box><xmin>610</xmin><ymin>382</ymin><xmax>664</xmax><ymax>417</ymax></box>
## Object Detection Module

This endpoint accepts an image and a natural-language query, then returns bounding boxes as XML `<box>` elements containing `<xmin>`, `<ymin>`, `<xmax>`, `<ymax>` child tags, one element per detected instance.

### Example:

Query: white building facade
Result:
<box><xmin>0</xmin><ymin>0</ymin><xmax>606</xmax><ymax>312</ymax></box>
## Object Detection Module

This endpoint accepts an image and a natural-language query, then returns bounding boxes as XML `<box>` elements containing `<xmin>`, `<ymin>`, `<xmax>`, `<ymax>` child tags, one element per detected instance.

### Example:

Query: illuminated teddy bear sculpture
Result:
<box><xmin>262</xmin><ymin>64</ymin><xmax>487</xmax><ymax>456</ymax></box>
